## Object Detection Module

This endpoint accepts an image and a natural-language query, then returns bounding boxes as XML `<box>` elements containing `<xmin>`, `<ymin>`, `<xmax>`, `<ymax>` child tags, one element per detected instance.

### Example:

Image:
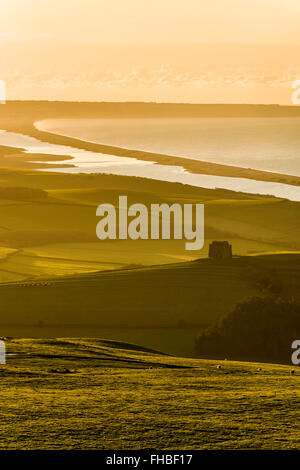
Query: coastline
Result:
<box><xmin>31</xmin><ymin>123</ymin><xmax>300</xmax><ymax>187</ymax></box>
<box><xmin>35</xmin><ymin>117</ymin><xmax>300</xmax><ymax>178</ymax></box>
<box><xmin>1</xmin><ymin>127</ymin><xmax>300</xmax><ymax>200</ymax></box>
<box><xmin>0</xmin><ymin>101</ymin><xmax>300</xmax><ymax>187</ymax></box>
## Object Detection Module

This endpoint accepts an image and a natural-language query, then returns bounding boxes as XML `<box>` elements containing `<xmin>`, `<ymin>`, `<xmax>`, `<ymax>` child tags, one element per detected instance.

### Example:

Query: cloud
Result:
<box><xmin>3</xmin><ymin>65</ymin><xmax>300</xmax><ymax>90</ymax></box>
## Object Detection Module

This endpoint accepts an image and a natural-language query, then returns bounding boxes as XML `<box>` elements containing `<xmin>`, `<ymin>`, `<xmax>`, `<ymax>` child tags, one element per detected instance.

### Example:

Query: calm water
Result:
<box><xmin>0</xmin><ymin>122</ymin><xmax>300</xmax><ymax>201</ymax></box>
<box><xmin>37</xmin><ymin>117</ymin><xmax>300</xmax><ymax>176</ymax></box>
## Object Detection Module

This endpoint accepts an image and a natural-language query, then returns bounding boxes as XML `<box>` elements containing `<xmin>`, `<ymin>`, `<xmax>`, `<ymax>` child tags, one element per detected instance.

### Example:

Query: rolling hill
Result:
<box><xmin>1</xmin><ymin>337</ymin><xmax>299</xmax><ymax>450</ymax></box>
<box><xmin>0</xmin><ymin>254</ymin><xmax>299</xmax><ymax>330</ymax></box>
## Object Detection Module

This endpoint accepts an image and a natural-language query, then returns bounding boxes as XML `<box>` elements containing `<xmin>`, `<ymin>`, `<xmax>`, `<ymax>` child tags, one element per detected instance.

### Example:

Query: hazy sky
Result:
<box><xmin>1</xmin><ymin>0</ymin><xmax>300</xmax><ymax>103</ymax></box>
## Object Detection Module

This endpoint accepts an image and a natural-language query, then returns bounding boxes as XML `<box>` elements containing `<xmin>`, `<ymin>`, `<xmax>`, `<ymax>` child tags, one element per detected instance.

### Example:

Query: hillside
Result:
<box><xmin>0</xmin><ymin>167</ymin><xmax>299</xmax><ymax>283</ymax></box>
<box><xmin>1</xmin><ymin>337</ymin><xmax>299</xmax><ymax>450</ymax></box>
<box><xmin>0</xmin><ymin>254</ymin><xmax>299</xmax><ymax>331</ymax></box>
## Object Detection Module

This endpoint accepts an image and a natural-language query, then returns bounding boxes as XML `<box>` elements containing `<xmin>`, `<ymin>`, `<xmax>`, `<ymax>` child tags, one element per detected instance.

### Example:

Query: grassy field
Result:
<box><xmin>0</xmin><ymin>103</ymin><xmax>299</xmax><ymax>335</ymax></box>
<box><xmin>1</xmin><ymin>337</ymin><xmax>299</xmax><ymax>450</ymax></box>
<box><xmin>0</xmin><ymin>153</ymin><xmax>299</xmax><ymax>338</ymax></box>
<box><xmin>0</xmin><ymin>103</ymin><xmax>299</xmax><ymax>450</ymax></box>
<box><xmin>0</xmin><ymin>100</ymin><xmax>299</xmax><ymax>283</ymax></box>
<box><xmin>0</xmin><ymin>254</ymin><xmax>300</xmax><ymax>330</ymax></box>
<box><xmin>0</xmin><ymin>166</ymin><xmax>299</xmax><ymax>282</ymax></box>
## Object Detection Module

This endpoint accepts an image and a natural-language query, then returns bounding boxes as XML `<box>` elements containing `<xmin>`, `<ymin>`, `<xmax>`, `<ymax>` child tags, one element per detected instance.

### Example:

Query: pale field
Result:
<box><xmin>0</xmin><ymin>104</ymin><xmax>299</xmax><ymax>450</ymax></box>
<box><xmin>0</xmin><ymin>238</ymin><xmax>287</xmax><ymax>281</ymax></box>
<box><xmin>0</xmin><ymin>157</ymin><xmax>298</xmax><ymax>281</ymax></box>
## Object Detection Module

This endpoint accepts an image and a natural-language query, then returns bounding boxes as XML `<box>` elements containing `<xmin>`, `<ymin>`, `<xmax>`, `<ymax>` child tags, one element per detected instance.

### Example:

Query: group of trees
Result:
<box><xmin>195</xmin><ymin>297</ymin><xmax>300</xmax><ymax>363</ymax></box>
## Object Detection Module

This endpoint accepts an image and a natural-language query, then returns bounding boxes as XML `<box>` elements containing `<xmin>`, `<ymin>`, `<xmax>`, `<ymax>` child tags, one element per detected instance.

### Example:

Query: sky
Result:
<box><xmin>0</xmin><ymin>0</ymin><xmax>300</xmax><ymax>103</ymax></box>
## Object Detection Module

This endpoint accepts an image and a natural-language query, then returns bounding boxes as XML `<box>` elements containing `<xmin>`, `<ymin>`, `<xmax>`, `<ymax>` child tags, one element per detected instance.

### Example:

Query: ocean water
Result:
<box><xmin>37</xmin><ymin>117</ymin><xmax>300</xmax><ymax>177</ymax></box>
<box><xmin>1</xmin><ymin>123</ymin><xmax>300</xmax><ymax>201</ymax></box>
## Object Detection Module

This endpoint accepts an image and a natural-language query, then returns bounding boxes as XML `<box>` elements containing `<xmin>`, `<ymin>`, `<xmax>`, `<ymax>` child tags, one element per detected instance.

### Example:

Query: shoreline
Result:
<box><xmin>1</xmin><ymin>128</ymin><xmax>300</xmax><ymax>200</ymax></box>
<box><xmin>0</xmin><ymin>101</ymin><xmax>300</xmax><ymax>187</ymax></box>
<box><xmin>35</xmin><ymin>117</ymin><xmax>300</xmax><ymax>179</ymax></box>
<box><xmin>32</xmin><ymin>123</ymin><xmax>300</xmax><ymax>187</ymax></box>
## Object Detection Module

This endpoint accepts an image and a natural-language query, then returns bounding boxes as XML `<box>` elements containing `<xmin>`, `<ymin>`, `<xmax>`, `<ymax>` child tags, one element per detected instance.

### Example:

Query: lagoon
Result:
<box><xmin>0</xmin><ymin>124</ymin><xmax>300</xmax><ymax>201</ymax></box>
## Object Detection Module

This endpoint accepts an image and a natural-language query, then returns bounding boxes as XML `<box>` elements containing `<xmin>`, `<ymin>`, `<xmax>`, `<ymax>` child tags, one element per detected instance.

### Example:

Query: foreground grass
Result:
<box><xmin>0</xmin><ymin>338</ymin><xmax>299</xmax><ymax>450</ymax></box>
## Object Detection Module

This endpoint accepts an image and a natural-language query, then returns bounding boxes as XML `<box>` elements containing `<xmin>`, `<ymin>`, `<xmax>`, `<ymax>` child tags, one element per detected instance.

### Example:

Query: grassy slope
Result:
<box><xmin>1</xmin><ymin>255</ymin><xmax>300</xmax><ymax>329</ymax></box>
<box><xmin>0</xmin><ymin>101</ymin><xmax>299</xmax><ymax>282</ymax></box>
<box><xmin>0</xmin><ymin>167</ymin><xmax>299</xmax><ymax>281</ymax></box>
<box><xmin>0</xmin><ymin>166</ymin><xmax>298</xmax><ymax>332</ymax></box>
<box><xmin>0</xmin><ymin>103</ymin><xmax>299</xmax><ymax>447</ymax></box>
<box><xmin>1</xmin><ymin>337</ymin><xmax>299</xmax><ymax>450</ymax></box>
<box><xmin>0</xmin><ymin>102</ymin><xmax>299</xmax><ymax>338</ymax></box>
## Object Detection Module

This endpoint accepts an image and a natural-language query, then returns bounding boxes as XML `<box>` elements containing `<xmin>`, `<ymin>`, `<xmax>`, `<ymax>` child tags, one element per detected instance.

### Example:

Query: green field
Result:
<box><xmin>0</xmin><ymin>166</ymin><xmax>299</xmax><ymax>282</ymax></box>
<box><xmin>0</xmin><ymin>101</ymin><xmax>299</xmax><ymax>351</ymax></box>
<box><xmin>0</xmin><ymin>255</ymin><xmax>300</xmax><ymax>332</ymax></box>
<box><xmin>0</xmin><ymin>101</ymin><xmax>299</xmax><ymax>286</ymax></box>
<box><xmin>0</xmin><ymin>139</ymin><xmax>299</xmax><ymax>342</ymax></box>
<box><xmin>0</xmin><ymin>102</ymin><xmax>300</xmax><ymax>450</ymax></box>
<box><xmin>1</xmin><ymin>337</ymin><xmax>299</xmax><ymax>450</ymax></box>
